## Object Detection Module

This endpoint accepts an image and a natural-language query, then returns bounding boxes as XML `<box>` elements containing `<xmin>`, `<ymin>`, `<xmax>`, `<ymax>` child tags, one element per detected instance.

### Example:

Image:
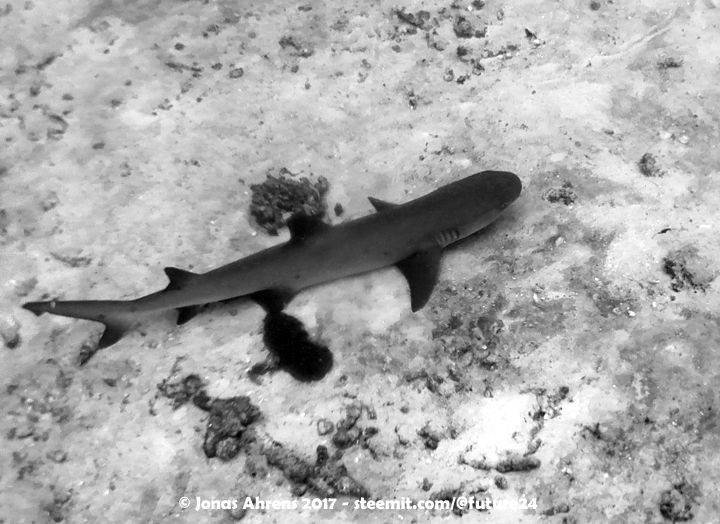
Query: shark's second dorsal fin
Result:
<box><xmin>395</xmin><ymin>246</ymin><xmax>443</xmax><ymax>312</ymax></box>
<box><xmin>368</xmin><ymin>196</ymin><xmax>398</xmax><ymax>212</ymax></box>
<box><xmin>164</xmin><ymin>267</ymin><xmax>199</xmax><ymax>291</ymax></box>
<box><xmin>287</xmin><ymin>213</ymin><xmax>329</xmax><ymax>243</ymax></box>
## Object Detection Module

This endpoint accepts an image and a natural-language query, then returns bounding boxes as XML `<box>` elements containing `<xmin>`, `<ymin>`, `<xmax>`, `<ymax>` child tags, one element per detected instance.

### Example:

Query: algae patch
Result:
<box><xmin>249</xmin><ymin>173</ymin><xmax>329</xmax><ymax>235</ymax></box>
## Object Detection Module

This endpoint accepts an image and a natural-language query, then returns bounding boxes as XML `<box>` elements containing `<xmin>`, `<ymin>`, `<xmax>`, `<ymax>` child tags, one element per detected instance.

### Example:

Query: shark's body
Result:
<box><xmin>23</xmin><ymin>170</ymin><xmax>521</xmax><ymax>349</ymax></box>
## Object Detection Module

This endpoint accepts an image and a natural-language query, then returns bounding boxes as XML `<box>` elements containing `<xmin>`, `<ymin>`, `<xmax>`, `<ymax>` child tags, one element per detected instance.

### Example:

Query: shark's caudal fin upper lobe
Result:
<box><xmin>22</xmin><ymin>300</ymin><xmax>132</xmax><ymax>350</ymax></box>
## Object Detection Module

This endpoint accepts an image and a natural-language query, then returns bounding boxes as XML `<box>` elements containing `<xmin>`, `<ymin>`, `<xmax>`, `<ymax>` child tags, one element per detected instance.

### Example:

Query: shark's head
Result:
<box><xmin>447</xmin><ymin>171</ymin><xmax>522</xmax><ymax>240</ymax></box>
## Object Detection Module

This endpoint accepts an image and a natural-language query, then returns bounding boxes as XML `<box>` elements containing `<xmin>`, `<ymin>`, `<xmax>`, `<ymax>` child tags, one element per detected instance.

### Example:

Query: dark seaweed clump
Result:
<box><xmin>157</xmin><ymin>374</ymin><xmax>260</xmax><ymax>461</ymax></box>
<box><xmin>659</xmin><ymin>481</ymin><xmax>697</xmax><ymax>522</ymax></box>
<box><xmin>663</xmin><ymin>246</ymin><xmax>716</xmax><ymax>292</ymax></box>
<box><xmin>264</xmin><ymin>443</ymin><xmax>370</xmax><ymax>498</ymax></box>
<box><xmin>157</xmin><ymin>373</ymin><xmax>206</xmax><ymax>409</ymax></box>
<box><xmin>156</xmin><ymin>375</ymin><xmax>370</xmax><ymax>497</ymax></box>
<box><xmin>249</xmin><ymin>173</ymin><xmax>329</xmax><ymax>235</ymax></box>
<box><xmin>202</xmin><ymin>396</ymin><xmax>261</xmax><ymax>460</ymax></box>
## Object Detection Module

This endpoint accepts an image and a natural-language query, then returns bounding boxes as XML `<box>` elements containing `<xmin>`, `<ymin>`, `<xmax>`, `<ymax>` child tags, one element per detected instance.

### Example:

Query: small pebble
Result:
<box><xmin>658</xmin><ymin>56</ymin><xmax>683</xmax><ymax>69</ymax></box>
<box><xmin>0</xmin><ymin>315</ymin><xmax>21</xmax><ymax>348</ymax></box>
<box><xmin>332</xmin><ymin>426</ymin><xmax>361</xmax><ymax>448</ymax></box>
<box><xmin>395</xmin><ymin>423</ymin><xmax>413</xmax><ymax>445</ymax></box>
<box><xmin>46</xmin><ymin>450</ymin><xmax>67</xmax><ymax>463</ymax></box>
<box><xmin>638</xmin><ymin>152</ymin><xmax>664</xmax><ymax>177</ymax></box>
<box><xmin>317</xmin><ymin>418</ymin><xmax>334</xmax><ymax>436</ymax></box>
<box><xmin>494</xmin><ymin>475</ymin><xmax>508</xmax><ymax>489</ymax></box>
<box><xmin>227</xmin><ymin>504</ymin><xmax>248</xmax><ymax>521</ymax></box>
<box><xmin>453</xmin><ymin>16</ymin><xmax>474</xmax><ymax>38</ymax></box>
<box><xmin>471</xmin><ymin>60</ymin><xmax>485</xmax><ymax>75</ymax></box>
<box><xmin>344</xmin><ymin>403</ymin><xmax>363</xmax><ymax>427</ymax></box>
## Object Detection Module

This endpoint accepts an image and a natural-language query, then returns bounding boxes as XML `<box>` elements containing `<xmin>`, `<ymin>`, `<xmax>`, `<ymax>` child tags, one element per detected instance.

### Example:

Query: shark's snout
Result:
<box><xmin>505</xmin><ymin>172</ymin><xmax>523</xmax><ymax>200</ymax></box>
<box><xmin>480</xmin><ymin>170</ymin><xmax>522</xmax><ymax>208</ymax></box>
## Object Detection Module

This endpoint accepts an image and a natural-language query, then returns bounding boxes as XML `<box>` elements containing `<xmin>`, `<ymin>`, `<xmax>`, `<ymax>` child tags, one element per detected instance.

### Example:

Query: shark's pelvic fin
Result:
<box><xmin>367</xmin><ymin>196</ymin><xmax>398</xmax><ymax>212</ymax></box>
<box><xmin>164</xmin><ymin>267</ymin><xmax>199</xmax><ymax>291</ymax></box>
<box><xmin>97</xmin><ymin>322</ymin><xmax>127</xmax><ymax>349</ymax></box>
<box><xmin>176</xmin><ymin>305</ymin><xmax>201</xmax><ymax>325</ymax></box>
<box><xmin>395</xmin><ymin>246</ymin><xmax>443</xmax><ymax>312</ymax></box>
<box><xmin>286</xmin><ymin>213</ymin><xmax>330</xmax><ymax>243</ymax></box>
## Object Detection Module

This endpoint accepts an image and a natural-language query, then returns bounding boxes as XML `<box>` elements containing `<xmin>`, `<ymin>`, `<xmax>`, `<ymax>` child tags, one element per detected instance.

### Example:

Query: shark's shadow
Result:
<box><xmin>260</xmin><ymin>310</ymin><xmax>333</xmax><ymax>382</ymax></box>
<box><xmin>206</xmin><ymin>297</ymin><xmax>334</xmax><ymax>382</ymax></box>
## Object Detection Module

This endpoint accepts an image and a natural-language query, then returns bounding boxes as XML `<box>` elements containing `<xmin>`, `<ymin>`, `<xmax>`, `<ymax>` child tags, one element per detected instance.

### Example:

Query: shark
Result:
<box><xmin>23</xmin><ymin>170</ymin><xmax>521</xmax><ymax>350</ymax></box>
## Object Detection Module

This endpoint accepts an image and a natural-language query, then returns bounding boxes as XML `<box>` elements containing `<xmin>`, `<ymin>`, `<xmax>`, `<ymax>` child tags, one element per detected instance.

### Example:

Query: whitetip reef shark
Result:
<box><xmin>23</xmin><ymin>170</ymin><xmax>521</xmax><ymax>350</ymax></box>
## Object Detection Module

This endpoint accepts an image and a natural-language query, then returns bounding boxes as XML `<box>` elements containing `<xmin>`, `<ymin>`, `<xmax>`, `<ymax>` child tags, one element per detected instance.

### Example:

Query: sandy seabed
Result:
<box><xmin>1</xmin><ymin>1</ymin><xmax>719</xmax><ymax>522</ymax></box>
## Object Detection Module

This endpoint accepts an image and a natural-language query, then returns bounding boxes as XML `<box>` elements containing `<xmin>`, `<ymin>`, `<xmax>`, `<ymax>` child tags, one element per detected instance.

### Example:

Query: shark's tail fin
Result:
<box><xmin>22</xmin><ymin>300</ymin><xmax>134</xmax><ymax>349</ymax></box>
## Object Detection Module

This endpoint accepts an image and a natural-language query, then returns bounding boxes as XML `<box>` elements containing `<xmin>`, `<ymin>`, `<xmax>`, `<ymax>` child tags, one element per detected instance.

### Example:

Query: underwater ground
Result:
<box><xmin>2</xmin><ymin>0</ymin><xmax>720</xmax><ymax>522</ymax></box>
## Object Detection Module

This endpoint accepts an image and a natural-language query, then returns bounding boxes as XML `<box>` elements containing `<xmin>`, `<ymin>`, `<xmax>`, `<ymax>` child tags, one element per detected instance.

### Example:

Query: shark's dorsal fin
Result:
<box><xmin>286</xmin><ymin>213</ymin><xmax>329</xmax><ymax>243</ymax></box>
<box><xmin>164</xmin><ymin>267</ymin><xmax>199</xmax><ymax>291</ymax></box>
<box><xmin>395</xmin><ymin>246</ymin><xmax>443</xmax><ymax>312</ymax></box>
<box><xmin>368</xmin><ymin>196</ymin><xmax>398</xmax><ymax>212</ymax></box>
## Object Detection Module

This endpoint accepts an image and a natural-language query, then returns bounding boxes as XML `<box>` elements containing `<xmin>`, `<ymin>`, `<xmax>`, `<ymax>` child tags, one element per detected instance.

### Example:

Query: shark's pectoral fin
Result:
<box><xmin>396</xmin><ymin>246</ymin><xmax>443</xmax><ymax>312</ymax></box>
<box><xmin>78</xmin><ymin>317</ymin><xmax>130</xmax><ymax>364</ymax></box>
<box><xmin>250</xmin><ymin>288</ymin><xmax>296</xmax><ymax>313</ymax></box>
<box><xmin>287</xmin><ymin>213</ymin><xmax>330</xmax><ymax>243</ymax></box>
<box><xmin>368</xmin><ymin>196</ymin><xmax>398</xmax><ymax>212</ymax></box>
<box><xmin>97</xmin><ymin>323</ymin><xmax>126</xmax><ymax>349</ymax></box>
<box><xmin>176</xmin><ymin>305</ymin><xmax>201</xmax><ymax>325</ymax></box>
<box><xmin>164</xmin><ymin>267</ymin><xmax>199</xmax><ymax>291</ymax></box>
